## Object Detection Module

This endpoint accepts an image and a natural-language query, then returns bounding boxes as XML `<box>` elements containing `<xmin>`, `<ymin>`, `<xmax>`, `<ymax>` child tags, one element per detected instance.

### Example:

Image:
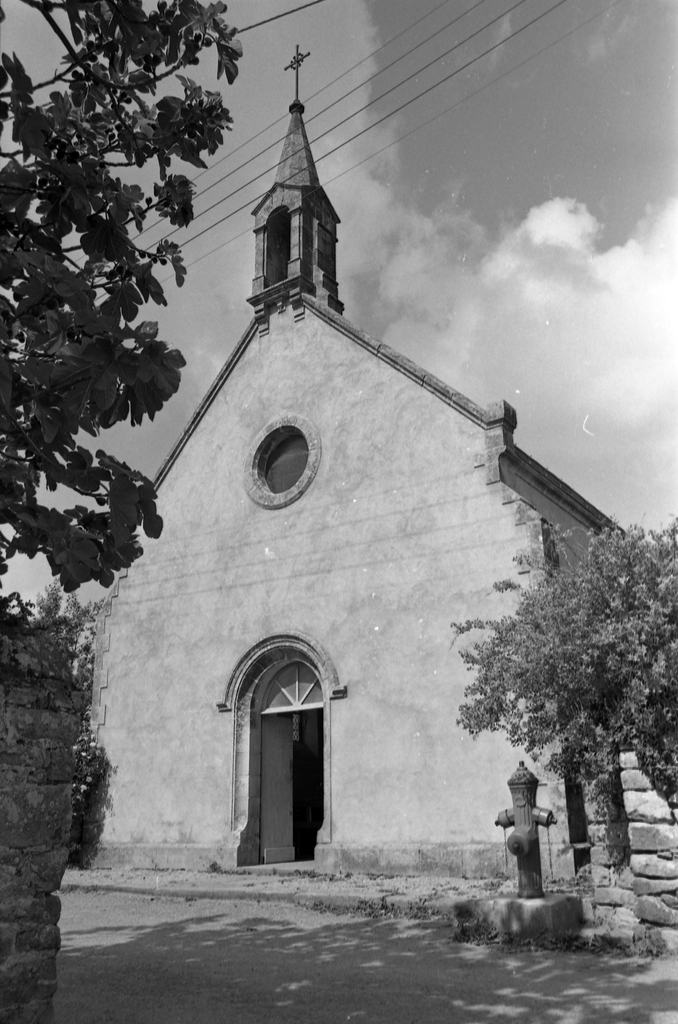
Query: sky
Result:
<box><xmin>3</xmin><ymin>0</ymin><xmax>678</xmax><ymax>602</ymax></box>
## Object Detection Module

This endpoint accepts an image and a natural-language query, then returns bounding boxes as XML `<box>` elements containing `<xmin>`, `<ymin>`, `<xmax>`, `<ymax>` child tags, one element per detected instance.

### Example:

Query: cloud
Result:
<box><xmin>341</xmin><ymin>182</ymin><xmax>678</xmax><ymax>525</ymax></box>
<box><xmin>578</xmin><ymin>7</ymin><xmax>636</xmax><ymax>64</ymax></box>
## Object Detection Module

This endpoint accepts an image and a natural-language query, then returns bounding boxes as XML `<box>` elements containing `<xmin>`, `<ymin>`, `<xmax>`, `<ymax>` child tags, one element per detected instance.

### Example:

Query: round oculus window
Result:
<box><xmin>262</xmin><ymin>428</ymin><xmax>309</xmax><ymax>494</ymax></box>
<box><xmin>245</xmin><ymin>416</ymin><xmax>321</xmax><ymax>509</ymax></box>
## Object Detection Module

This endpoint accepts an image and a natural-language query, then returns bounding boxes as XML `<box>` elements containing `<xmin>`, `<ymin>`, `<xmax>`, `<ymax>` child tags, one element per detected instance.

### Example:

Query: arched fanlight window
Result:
<box><xmin>262</xmin><ymin>661</ymin><xmax>323</xmax><ymax>714</ymax></box>
<box><xmin>265</xmin><ymin>207</ymin><xmax>291</xmax><ymax>286</ymax></box>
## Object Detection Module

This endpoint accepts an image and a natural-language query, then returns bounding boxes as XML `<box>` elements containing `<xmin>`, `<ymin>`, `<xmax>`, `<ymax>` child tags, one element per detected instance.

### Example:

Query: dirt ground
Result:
<box><xmin>60</xmin><ymin>860</ymin><xmax>590</xmax><ymax>903</ymax></box>
<box><xmin>54</xmin><ymin>889</ymin><xmax>678</xmax><ymax>1024</ymax></box>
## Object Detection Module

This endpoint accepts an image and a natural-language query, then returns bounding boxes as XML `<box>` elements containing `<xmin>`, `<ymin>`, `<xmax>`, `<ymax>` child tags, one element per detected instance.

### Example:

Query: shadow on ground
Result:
<box><xmin>54</xmin><ymin>892</ymin><xmax>678</xmax><ymax>1024</ymax></box>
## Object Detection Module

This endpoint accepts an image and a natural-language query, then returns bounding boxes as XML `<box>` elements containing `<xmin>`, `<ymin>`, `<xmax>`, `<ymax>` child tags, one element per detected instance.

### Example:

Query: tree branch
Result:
<box><xmin>38</xmin><ymin>5</ymin><xmax>139</xmax><ymax>154</ymax></box>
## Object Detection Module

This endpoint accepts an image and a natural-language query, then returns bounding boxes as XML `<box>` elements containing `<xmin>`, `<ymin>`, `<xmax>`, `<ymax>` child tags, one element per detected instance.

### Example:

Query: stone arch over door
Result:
<box><xmin>218</xmin><ymin>632</ymin><xmax>338</xmax><ymax>866</ymax></box>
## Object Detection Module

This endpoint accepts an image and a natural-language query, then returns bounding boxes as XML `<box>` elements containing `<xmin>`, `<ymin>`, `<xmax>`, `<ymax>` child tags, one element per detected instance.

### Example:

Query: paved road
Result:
<box><xmin>54</xmin><ymin>891</ymin><xmax>678</xmax><ymax>1024</ymax></box>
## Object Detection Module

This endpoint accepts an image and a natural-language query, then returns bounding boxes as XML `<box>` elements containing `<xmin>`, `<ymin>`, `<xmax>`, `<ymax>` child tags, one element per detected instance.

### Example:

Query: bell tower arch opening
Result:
<box><xmin>265</xmin><ymin>207</ymin><xmax>291</xmax><ymax>286</ymax></box>
<box><xmin>248</xmin><ymin>99</ymin><xmax>343</xmax><ymax>320</ymax></box>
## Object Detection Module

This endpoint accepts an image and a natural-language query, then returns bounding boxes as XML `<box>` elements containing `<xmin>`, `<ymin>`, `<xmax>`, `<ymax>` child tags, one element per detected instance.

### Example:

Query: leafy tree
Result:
<box><xmin>454</xmin><ymin>524</ymin><xmax>678</xmax><ymax>804</ymax></box>
<box><xmin>34</xmin><ymin>578</ymin><xmax>101</xmax><ymax>686</ymax></box>
<box><xmin>0</xmin><ymin>0</ymin><xmax>242</xmax><ymax>591</ymax></box>
<box><xmin>33</xmin><ymin>580</ymin><xmax>106</xmax><ymax>856</ymax></box>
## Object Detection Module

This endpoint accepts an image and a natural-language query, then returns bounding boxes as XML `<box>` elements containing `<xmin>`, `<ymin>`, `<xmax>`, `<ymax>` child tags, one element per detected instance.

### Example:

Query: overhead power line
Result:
<box><xmin>157</xmin><ymin>0</ymin><xmax>537</xmax><ymax>246</ymax></box>
<box><xmin>80</xmin><ymin>0</ymin><xmax>469</xmax><ymax>264</ymax></box>
<box><xmin>193</xmin><ymin>0</ymin><xmax>459</xmax><ymax>183</ymax></box>
<box><xmin>186</xmin><ymin>0</ymin><xmax>493</xmax><ymax>209</ymax></box>
<box><xmin>238</xmin><ymin>0</ymin><xmax>333</xmax><ymax>35</ymax></box>
<box><xmin>136</xmin><ymin>0</ymin><xmax>489</xmax><ymax>243</ymax></box>
<box><xmin>170</xmin><ymin>0</ymin><xmax>630</xmax><ymax>281</ymax></box>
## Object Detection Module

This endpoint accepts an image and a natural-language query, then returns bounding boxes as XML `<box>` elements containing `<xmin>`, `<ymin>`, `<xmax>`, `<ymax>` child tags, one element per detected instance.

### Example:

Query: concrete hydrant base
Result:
<box><xmin>429</xmin><ymin>893</ymin><xmax>583</xmax><ymax>938</ymax></box>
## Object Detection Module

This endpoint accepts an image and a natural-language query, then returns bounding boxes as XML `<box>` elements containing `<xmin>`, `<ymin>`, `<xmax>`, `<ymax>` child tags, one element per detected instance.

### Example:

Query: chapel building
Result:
<box><xmin>92</xmin><ymin>99</ymin><xmax>609</xmax><ymax>877</ymax></box>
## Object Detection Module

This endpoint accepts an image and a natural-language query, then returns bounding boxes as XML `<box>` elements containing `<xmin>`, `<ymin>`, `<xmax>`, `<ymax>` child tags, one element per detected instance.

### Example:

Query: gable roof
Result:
<box><xmin>154</xmin><ymin>294</ymin><xmax>611</xmax><ymax>531</ymax></box>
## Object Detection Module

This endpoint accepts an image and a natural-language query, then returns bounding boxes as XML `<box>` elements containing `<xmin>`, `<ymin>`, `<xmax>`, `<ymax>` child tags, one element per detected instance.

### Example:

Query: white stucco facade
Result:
<box><xmin>91</xmin><ymin>101</ymin><xmax>609</xmax><ymax>877</ymax></box>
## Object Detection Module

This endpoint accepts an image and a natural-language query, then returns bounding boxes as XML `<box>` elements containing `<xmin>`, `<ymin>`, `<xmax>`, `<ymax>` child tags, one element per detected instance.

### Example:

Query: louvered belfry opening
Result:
<box><xmin>265</xmin><ymin>207</ymin><xmax>291</xmax><ymax>286</ymax></box>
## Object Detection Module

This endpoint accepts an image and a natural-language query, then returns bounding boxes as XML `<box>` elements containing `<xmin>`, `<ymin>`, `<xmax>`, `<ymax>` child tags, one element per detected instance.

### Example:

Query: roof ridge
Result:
<box><xmin>505</xmin><ymin>445</ymin><xmax>612</xmax><ymax>527</ymax></box>
<box><xmin>302</xmin><ymin>294</ymin><xmax>489</xmax><ymax>426</ymax></box>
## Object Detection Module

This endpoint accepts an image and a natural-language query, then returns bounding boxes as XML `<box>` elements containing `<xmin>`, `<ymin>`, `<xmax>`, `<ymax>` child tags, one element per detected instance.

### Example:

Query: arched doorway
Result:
<box><xmin>260</xmin><ymin>661</ymin><xmax>324</xmax><ymax>863</ymax></box>
<box><xmin>220</xmin><ymin>633</ymin><xmax>338</xmax><ymax>867</ymax></box>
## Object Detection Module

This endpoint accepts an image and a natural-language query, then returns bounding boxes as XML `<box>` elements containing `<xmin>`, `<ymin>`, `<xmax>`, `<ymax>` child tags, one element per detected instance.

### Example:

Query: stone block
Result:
<box><xmin>613</xmin><ymin>866</ymin><xmax>635</xmax><ymax>890</ymax></box>
<box><xmin>658</xmin><ymin>929</ymin><xmax>678</xmax><ymax>954</ymax></box>
<box><xmin>595</xmin><ymin>905</ymin><xmax>638</xmax><ymax>934</ymax></box>
<box><xmin>0</xmin><ymin>745</ymin><xmax>50</xmax><ymax>772</ymax></box>
<box><xmin>431</xmin><ymin>894</ymin><xmax>582</xmax><ymax>938</ymax></box>
<box><xmin>661</xmin><ymin>894</ymin><xmax>678</xmax><ymax>909</ymax></box>
<box><xmin>10</xmin><ymin>706</ymin><xmax>76</xmax><ymax>745</ymax></box>
<box><xmin>44</xmin><ymin>895</ymin><xmax>60</xmax><ymax>926</ymax></box>
<box><xmin>628</xmin><ymin>822</ymin><xmax>678</xmax><ymax>852</ymax></box>
<box><xmin>594</xmin><ymin>886</ymin><xmax>636</xmax><ymax>909</ymax></box>
<box><xmin>620</xmin><ymin>769</ymin><xmax>652</xmax><ymax>791</ymax></box>
<box><xmin>46</xmin><ymin>746</ymin><xmax>75</xmax><ymax>784</ymax></box>
<box><xmin>0</xmin><ymin>948</ymin><xmax>57</xmax><ymax>1009</ymax></box>
<box><xmin>630</xmin><ymin>854</ymin><xmax>678</xmax><ymax>879</ymax></box>
<box><xmin>623</xmin><ymin>790</ymin><xmax>673</xmax><ymax>824</ymax></box>
<box><xmin>593</xmin><ymin>904</ymin><xmax>616</xmax><ymax>926</ymax></box>
<box><xmin>612</xmin><ymin>906</ymin><xmax>640</xmax><ymax>929</ymax></box>
<box><xmin>580</xmin><ymin>897</ymin><xmax>595</xmax><ymax>923</ymax></box>
<box><xmin>25</xmin><ymin>850</ymin><xmax>69</xmax><ymax>893</ymax></box>
<box><xmin>635</xmin><ymin>895</ymin><xmax>678</xmax><ymax>927</ymax></box>
<box><xmin>0</xmin><ymin>922</ymin><xmax>16</xmax><ymax>959</ymax></box>
<box><xmin>619</xmin><ymin>752</ymin><xmax>638</xmax><ymax>769</ymax></box>
<box><xmin>15</xmin><ymin>923</ymin><xmax>60</xmax><ymax>952</ymax></box>
<box><xmin>591</xmin><ymin>864</ymin><xmax>611</xmax><ymax>886</ymax></box>
<box><xmin>633</xmin><ymin>875</ymin><xmax>678</xmax><ymax>896</ymax></box>
<box><xmin>587</xmin><ymin>824</ymin><xmax>606</xmax><ymax>845</ymax></box>
<box><xmin>0</xmin><ymin>786</ymin><xmax>72</xmax><ymax>849</ymax></box>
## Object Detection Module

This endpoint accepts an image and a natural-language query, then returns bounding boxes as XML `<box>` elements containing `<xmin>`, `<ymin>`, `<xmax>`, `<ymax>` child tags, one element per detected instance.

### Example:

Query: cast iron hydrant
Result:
<box><xmin>495</xmin><ymin>761</ymin><xmax>557</xmax><ymax>898</ymax></box>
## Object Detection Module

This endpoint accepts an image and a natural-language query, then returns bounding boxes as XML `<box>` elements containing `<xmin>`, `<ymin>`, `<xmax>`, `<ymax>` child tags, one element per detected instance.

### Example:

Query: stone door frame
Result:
<box><xmin>218</xmin><ymin>631</ymin><xmax>338</xmax><ymax>866</ymax></box>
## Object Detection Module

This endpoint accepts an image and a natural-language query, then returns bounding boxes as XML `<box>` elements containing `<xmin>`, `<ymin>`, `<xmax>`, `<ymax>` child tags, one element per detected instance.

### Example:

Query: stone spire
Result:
<box><xmin>247</xmin><ymin>101</ymin><xmax>343</xmax><ymax>329</ymax></box>
<box><xmin>274</xmin><ymin>100</ymin><xmax>320</xmax><ymax>189</ymax></box>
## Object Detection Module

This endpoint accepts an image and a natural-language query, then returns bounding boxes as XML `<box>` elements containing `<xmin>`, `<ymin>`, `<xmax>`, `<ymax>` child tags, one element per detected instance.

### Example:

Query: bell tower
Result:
<box><xmin>248</xmin><ymin>50</ymin><xmax>343</xmax><ymax>329</ymax></box>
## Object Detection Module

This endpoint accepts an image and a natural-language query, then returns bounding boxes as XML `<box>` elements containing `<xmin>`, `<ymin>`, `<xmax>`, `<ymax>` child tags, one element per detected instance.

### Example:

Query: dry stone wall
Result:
<box><xmin>591</xmin><ymin>752</ymin><xmax>678</xmax><ymax>953</ymax></box>
<box><xmin>0</xmin><ymin>627</ymin><xmax>83</xmax><ymax>1024</ymax></box>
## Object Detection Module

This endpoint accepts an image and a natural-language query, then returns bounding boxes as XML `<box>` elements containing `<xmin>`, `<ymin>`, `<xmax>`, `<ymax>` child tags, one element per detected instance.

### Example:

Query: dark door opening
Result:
<box><xmin>259</xmin><ymin>658</ymin><xmax>324</xmax><ymax>865</ymax></box>
<box><xmin>292</xmin><ymin>708</ymin><xmax>324</xmax><ymax>860</ymax></box>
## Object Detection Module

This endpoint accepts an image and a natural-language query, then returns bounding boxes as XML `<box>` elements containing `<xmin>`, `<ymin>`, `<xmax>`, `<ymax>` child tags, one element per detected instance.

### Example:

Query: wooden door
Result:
<box><xmin>260</xmin><ymin>715</ymin><xmax>294</xmax><ymax>864</ymax></box>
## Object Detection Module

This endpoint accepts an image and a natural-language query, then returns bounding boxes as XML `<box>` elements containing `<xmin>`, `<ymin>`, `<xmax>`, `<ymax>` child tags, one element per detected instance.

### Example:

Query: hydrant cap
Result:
<box><xmin>508</xmin><ymin>762</ymin><xmax>539</xmax><ymax>788</ymax></box>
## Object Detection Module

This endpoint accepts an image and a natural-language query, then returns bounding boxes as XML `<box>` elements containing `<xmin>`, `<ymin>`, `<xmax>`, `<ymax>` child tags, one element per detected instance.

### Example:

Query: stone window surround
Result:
<box><xmin>217</xmin><ymin>632</ymin><xmax>340</xmax><ymax>866</ymax></box>
<box><xmin>244</xmin><ymin>414</ymin><xmax>321</xmax><ymax>509</ymax></box>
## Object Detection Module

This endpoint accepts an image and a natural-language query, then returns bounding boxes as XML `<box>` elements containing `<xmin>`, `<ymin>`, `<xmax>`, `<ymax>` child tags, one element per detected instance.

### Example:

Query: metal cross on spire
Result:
<box><xmin>284</xmin><ymin>44</ymin><xmax>310</xmax><ymax>103</ymax></box>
